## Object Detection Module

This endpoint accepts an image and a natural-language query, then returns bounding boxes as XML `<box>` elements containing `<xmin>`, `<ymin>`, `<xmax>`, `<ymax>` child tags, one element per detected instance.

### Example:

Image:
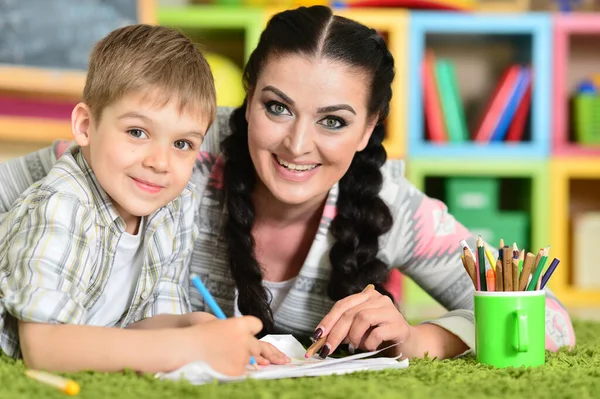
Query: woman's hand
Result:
<box><xmin>311</xmin><ymin>288</ymin><xmax>415</xmax><ymax>358</ymax></box>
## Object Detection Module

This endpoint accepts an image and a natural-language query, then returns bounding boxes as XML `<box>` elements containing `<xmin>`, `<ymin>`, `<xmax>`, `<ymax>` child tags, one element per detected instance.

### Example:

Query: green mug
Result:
<box><xmin>474</xmin><ymin>291</ymin><xmax>545</xmax><ymax>368</ymax></box>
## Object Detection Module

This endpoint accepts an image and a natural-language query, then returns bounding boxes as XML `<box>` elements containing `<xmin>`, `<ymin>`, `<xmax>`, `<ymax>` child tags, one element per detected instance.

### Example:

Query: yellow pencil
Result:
<box><xmin>484</xmin><ymin>246</ymin><xmax>496</xmax><ymax>271</ymax></box>
<box><xmin>25</xmin><ymin>370</ymin><xmax>80</xmax><ymax>396</ymax></box>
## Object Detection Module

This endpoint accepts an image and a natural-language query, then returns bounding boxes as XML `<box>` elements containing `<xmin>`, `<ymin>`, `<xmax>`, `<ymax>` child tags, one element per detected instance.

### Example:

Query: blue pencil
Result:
<box><xmin>190</xmin><ymin>274</ymin><xmax>257</xmax><ymax>367</ymax></box>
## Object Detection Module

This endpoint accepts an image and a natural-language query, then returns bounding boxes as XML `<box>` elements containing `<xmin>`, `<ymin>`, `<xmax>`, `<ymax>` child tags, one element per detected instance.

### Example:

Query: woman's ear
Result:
<box><xmin>71</xmin><ymin>103</ymin><xmax>93</xmax><ymax>147</ymax></box>
<box><xmin>245</xmin><ymin>90</ymin><xmax>254</xmax><ymax>123</ymax></box>
<box><xmin>357</xmin><ymin>115</ymin><xmax>379</xmax><ymax>152</ymax></box>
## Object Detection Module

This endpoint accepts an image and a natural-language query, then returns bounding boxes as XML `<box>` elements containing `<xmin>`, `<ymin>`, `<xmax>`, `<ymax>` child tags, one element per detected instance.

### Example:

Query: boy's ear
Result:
<box><xmin>71</xmin><ymin>103</ymin><xmax>93</xmax><ymax>147</ymax></box>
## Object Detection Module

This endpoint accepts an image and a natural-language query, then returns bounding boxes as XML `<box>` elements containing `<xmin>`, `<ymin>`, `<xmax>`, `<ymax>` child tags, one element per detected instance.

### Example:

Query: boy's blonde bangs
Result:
<box><xmin>83</xmin><ymin>24</ymin><xmax>216</xmax><ymax>127</ymax></box>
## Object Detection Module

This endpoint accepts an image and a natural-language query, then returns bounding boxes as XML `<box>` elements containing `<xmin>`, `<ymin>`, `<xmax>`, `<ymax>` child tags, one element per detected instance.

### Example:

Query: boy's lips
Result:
<box><xmin>131</xmin><ymin>177</ymin><xmax>164</xmax><ymax>193</ymax></box>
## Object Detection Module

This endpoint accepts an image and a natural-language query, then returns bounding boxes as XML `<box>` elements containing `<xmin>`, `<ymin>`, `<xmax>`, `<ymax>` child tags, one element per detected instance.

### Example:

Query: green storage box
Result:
<box><xmin>446</xmin><ymin>178</ymin><xmax>499</xmax><ymax>214</ymax></box>
<box><xmin>574</xmin><ymin>94</ymin><xmax>600</xmax><ymax>145</ymax></box>
<box><xmin>453</xmin><ymin>211</ymin><xmax>530</xmax><ymax>251</ymax></box>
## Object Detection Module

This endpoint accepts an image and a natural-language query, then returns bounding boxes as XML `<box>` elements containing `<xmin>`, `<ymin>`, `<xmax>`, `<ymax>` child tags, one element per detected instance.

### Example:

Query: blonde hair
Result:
<box><xmin>83</xmin><ymin>24</ymin><xmax>216</xmax><ymax>127</ymax></box>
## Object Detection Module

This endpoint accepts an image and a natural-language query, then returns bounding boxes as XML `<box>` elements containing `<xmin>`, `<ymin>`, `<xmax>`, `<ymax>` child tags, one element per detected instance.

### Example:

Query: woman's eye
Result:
<box><xmin>174</xmin><ymin>140</ymin><xmax>191</xmax><ymax>150</ymax></box>
<box><xmin>128</xmin><ymin>129</ymin><xmax>148</xmax><ymax>139</ymax></box>
<box><xmin>318</xmin><ymin>117</ymin><xmax>345</xmax><ymax>130</ymax></box>
<box><xmin>266</xmin><ymin>102</ymin><xmax>291</xmax><ymax>116</ymax></box>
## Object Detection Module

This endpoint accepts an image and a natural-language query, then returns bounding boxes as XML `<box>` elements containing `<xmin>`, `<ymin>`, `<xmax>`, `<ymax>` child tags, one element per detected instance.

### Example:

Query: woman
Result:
<box><xmin>0</xmin><ymin>6</ymin><xmax>574</xmax><ymax>359</ymax></box>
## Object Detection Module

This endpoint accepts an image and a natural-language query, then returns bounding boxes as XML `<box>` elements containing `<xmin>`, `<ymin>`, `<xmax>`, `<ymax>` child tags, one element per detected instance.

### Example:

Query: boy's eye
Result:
<box><xmin>174</xmin><ymin>140</ymin><xmax>192</xmax><ymax>150</ymax></box>
<box><xmin>265</xmin><ymin>101</ymin><xmax>292</xmax><ymax>116</ymax></box>
<box><xmin>128</xmin><ymin>129</ymin><xmax>148</xmax><ymax>139</ymax></box>
<box><xmin>318</xmin><ymin>117</ymin><xmax>345</xmax><ymax>130</ymax></box>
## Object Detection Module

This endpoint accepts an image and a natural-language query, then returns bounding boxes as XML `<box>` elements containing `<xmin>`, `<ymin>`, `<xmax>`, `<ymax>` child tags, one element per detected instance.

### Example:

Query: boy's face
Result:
<box><xmin>72</xmin><ymin>92</ymin><xmax>208</xmax><ymax>227</ymax></box>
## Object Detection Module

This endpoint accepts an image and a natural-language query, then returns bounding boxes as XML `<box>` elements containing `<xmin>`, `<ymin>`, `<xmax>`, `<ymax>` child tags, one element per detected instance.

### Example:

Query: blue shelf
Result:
<box><xmin>408</xmin><ymin>12</ymin><xmax>552</xmax><ymax>159</ymax></box>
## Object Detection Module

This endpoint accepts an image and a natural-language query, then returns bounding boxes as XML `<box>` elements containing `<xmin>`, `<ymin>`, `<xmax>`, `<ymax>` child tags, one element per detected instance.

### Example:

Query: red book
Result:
<box><xmin>422</xmin><ymin>51</ymin><xmax>447</xmax><ymax>143</ymax></box>
<box><xmin>473</xmin><ymin>65</ymin><xmax>521</xmax><ymax>143</ymax></box>
<box><xmin>505</xmin><ymin>81</ymin><xmax>532</xmax><ymax>142</ymax></box>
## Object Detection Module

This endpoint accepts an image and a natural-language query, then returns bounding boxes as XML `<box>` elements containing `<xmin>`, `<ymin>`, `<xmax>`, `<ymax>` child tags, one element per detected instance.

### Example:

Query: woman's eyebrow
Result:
<box><xmin>317</xmin><ymin>104</ymin><xmax>356</xmax><ymax>115</ymax></box>
<box><xmin>261</xmin><ymin>86</ymin><xmax>294</xmax><ymax>105</ymax></box>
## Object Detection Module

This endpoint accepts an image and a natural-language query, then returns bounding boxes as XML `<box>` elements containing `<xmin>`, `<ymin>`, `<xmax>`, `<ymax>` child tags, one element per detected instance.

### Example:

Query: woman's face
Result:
<box><xmin>245</xmin><ymin>55</ymin><xmax>376</xmax><ymax>207</ymax></box>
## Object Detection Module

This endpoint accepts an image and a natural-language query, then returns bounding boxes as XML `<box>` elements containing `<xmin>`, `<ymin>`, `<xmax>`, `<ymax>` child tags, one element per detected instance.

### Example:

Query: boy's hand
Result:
<box><xmin>252</xmin><ymin>341</ymin><xmax>291</xmax><ymax>366</ymax></box>
<box><xmin>184</xmin><ymin>311</ymin><xmax>217</xmax><ymax>326</ymax></box>
<box><xmin>185</xmin><ymin>316</ymin><xmax>263</xmax><ymax>377</ymax></box>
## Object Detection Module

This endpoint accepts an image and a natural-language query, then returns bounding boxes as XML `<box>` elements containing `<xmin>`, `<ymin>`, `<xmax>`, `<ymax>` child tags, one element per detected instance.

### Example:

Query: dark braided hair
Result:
<box><xmin>222</xmin><ymin>5</ymin><xmax>395</xmax><ymax>334</ymax></box>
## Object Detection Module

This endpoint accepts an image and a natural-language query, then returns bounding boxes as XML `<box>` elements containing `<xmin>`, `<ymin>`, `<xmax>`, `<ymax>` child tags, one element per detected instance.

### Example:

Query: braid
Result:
<box><xmin>328</xmin><ymin>123</ymin><xmax>393</xmax><ymax>300</ymax></box>
<box><xmin>222</xmin><ymin>102</ymin><xmax>274</xmax><ymax>335</ymax></box>
<box><xmin>327</xmin><ymin>28</ymin><xmax>395</xmax><ymax>301</ymax></box>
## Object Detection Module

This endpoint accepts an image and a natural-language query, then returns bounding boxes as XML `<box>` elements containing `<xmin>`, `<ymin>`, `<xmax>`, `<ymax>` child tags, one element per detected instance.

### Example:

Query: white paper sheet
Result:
<box><xmin>156</xmin><ymin>334</ymin><xmax>409</xmax><ymax>385</ymax></box>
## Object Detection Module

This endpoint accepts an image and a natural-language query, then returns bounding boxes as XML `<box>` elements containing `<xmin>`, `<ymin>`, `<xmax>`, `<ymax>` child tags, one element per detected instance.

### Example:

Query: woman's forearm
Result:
<box><xmin>18</xmin><ymin>321</ymin><xmax>189</xmax><ymax>373</ymax></box>
<box><xmin>403</xmin><ymin>323</ymin><xmax>469</xmax><ymax>360</ymax></box>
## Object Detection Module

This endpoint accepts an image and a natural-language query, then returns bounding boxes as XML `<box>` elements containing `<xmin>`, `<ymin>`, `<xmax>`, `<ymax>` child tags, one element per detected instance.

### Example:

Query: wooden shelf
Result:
<box><xmin>0</xmin><ymin>116</ymin><xmax>71</xmax><ymax>143</ymax></box>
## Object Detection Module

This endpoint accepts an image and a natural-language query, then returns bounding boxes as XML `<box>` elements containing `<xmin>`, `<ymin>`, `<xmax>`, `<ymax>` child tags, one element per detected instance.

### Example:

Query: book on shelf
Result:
<box><xmin>489</xmin><ymin>67</ymin><xmax>532</xmax><ymax>142</ymax></box>
<box><xmin>435</xmin><ymin>59</ymin><xmax>469</xmax><ymax>142</ymax></box>
<box><xmin>421</xmin><ymin>57</ymin><xmax>533</xmax><ymax>144</ymax></box>
<box><xmin>422</xmin><ymin>51</ymin><xmax>448</xmax><ymax>143</ymax></box>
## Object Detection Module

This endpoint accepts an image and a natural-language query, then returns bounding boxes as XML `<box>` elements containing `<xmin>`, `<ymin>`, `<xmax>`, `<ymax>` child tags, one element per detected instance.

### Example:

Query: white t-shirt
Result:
<box><xmin>87</xmin><ymin>226</ymin><xmax>144</xmax><ymax>326</ymax></box>
<box><xmin>233</xmin><ymin>277</ymin><xmax>297</xmax><ymax>317</ymax></box>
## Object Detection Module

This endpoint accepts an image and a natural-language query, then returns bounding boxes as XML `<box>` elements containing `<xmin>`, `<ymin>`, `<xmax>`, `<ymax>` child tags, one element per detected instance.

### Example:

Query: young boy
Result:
<box><xmin>0</xmin><ymin>24</ymin><xmax>271</xmax><ymax>376</ymax></box>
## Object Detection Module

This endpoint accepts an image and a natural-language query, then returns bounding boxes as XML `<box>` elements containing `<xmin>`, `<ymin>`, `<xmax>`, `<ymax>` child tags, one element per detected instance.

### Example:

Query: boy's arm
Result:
<box><xmin>18</xmin><ymin>321</ymin><xmax>190</xmax><ymax>373</ymax></box>
<box><xmin>4</xmin><ymin>194</ymin><xmax>259</xmax><ymax>374</ymax></box>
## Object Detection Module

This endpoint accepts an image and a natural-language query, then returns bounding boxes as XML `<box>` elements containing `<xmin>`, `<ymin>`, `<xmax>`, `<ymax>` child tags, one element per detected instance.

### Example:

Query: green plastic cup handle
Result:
<box><xmin>513</xmin><ymin>309</ymin><xmax>529</xmax><ymax>352</ymax></box>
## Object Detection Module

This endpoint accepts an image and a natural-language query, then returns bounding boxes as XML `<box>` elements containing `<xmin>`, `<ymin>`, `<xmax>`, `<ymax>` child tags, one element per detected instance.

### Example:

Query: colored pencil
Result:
<box><xmin>477</xmin><ymin>236</ymin><xmax>487</xmax><ymax>291</ymax></box>
<box><xmin>512</xmin><ymin>258</ymin><xmax>519</xmax><ymax>292</ymax></box>
<box><xmin>527</xmin><ymin>247</ymin><xmax>549</xmax><ymax>291</ymax></box>
<box><xmin>486</xmin><ymin>269</ymin><xmax>496</xmax><ymax>292</ymax></box>
<box><xmin>495</xmin><ymin>260</ymin><xmax>503</xmax><ymax>291</ymax></box>
<box><xmin>461</xmin><ymin>252</ymin><xmax>477</xmax><ymax>289</ymax></box>
<box><xmin>540</xmin><ymin>258</ymin><xmax>561</xmax><ymax>289</ymax></box>
<box><xmin>519</xmin><ymin>252</ymin><xmax>536</xmax><ymax>291</ymax></box>
<box><xmin>502</xmin><ymin>245</ymin><xmax>513</xmax><ymax>291</ymax></box>
<box><xmin>484</xmin><ymin>246</ymin><xmax>496</xmax><ymax>271</ymax></box>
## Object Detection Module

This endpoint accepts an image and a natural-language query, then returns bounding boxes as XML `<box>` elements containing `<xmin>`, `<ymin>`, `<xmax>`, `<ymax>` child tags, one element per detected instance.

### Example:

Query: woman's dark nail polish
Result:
<box><xmin>312</xmin><ymin>328</ymin><xmax>323</xmax><ymax>341</ymax></box>
<box><xmin>318</xmin><ymin>344</ymin><xmax>330</xmax><ymax>359</ymax></box>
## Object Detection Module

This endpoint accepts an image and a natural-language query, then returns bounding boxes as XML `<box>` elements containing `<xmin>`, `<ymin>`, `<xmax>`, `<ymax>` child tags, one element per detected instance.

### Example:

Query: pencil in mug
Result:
<box><xmin>540</xmin><ymin>258</ymin><xmax>561</xmax><ymax>289</ymax></box>
<box><xmin>495</xmin><ymin>259</ymin><xmax>503</xmax><ymax>292</ymax></box>
<box><xmin>190</xmin><ymin>274</ymin><xmax>258</xmax><ymax>368</ymax></box>
<box><xmin>25</xmin><ymin>370</ymin><xmax>80</xmax><ymax>396</ymax></box>
<box><xmin>518</xmin><ymin>252</ymin><xmax>536</xmax><ymax>291</ymax></box>
<box><xmin>502</xmin><ymin>245</ymin><xmax>513</xmax><ymax>291</ymax></box>
<box><xmin>484</xmin><ymin>245</ymin><xmax>496</xmax><ymax>271</ymax></box>
<box><xmin>527</xmin><ymin>247</ymin><xmax>549</xmax><ymax>291</ymax></box>
<box><xmin>486</xmin><ymin>269</ymin><xmax>496</xmax><ymax>292</ymax></box>
<box><xmin>476</xmin><ymin>236</ymin><xmax>487</xmax><ymax>291</ymax></box>
<box><xmin>461</xmin><ymin>255</ymin><xmax>477</xmax><ymax>289</ymax></box>
<box><xmin>463</xmin><ymin>247</ymin><xmax>479</xmax><ymax>290</ymax></box>
<box><xmin>305</xmin><ymin>284</ymin><xmax>375</xmax><ymax>358</ymax></box>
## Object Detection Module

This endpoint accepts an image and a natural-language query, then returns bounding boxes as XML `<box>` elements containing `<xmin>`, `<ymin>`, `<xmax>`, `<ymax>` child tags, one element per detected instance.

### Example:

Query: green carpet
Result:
<box><xmin>2</xmin><ymin>320</ymin><xmax>599</xmax><ymax>399</ymax></box>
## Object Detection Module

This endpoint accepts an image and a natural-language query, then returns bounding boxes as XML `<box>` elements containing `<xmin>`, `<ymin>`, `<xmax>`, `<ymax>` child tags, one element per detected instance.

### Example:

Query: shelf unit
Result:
<box><xmin>552</xmin><ymin>14</ymin><xmax>600</xmax><ymax>156</ymax></box>
<box><xmin>550</xmin><ymin>158</ymin><xmax>600</xmax><ymax>307</ymax></box>
<box><xmin>158</xmin><ymin>5</ymin><xmax>266</xmax><ymax>64</ymax></box>
<box><xmin>408</xmin><ymin>12</ymin><xmax>552</xmax><ymax>158</ymax></box>
<box><xmin>0</xmin><ymin>0</ymin><xmax>156</xmax><ymax>145</ymax></box>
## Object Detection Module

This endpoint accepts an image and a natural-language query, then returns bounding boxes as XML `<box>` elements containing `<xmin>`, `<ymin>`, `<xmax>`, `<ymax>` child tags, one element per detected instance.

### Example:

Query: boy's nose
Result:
<box><xmin>143</xmin><ymin>145</ymin><xmax>169</xmax><ymax>172</ymax></box>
